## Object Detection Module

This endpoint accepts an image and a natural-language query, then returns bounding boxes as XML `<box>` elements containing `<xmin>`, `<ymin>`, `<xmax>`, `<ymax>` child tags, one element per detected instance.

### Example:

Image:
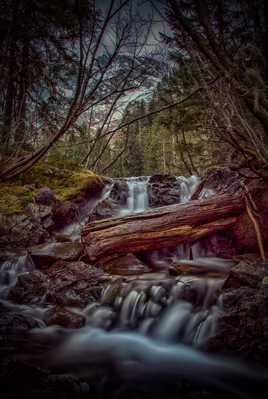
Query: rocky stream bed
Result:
<box><xmin>0</xmin><ymin>168</ymin><xmax>268</xmax><ymax>399</ymax></box>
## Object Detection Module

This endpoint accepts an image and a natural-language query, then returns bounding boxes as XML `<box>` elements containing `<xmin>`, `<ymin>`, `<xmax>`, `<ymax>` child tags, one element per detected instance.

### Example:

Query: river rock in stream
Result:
<box><xmin>148</xmin><ymin>174</ymin><xmax>181</xmax><ymax>207</ymax></box>
<box><xmin>29</xmin><ymin>242</ymin><xmax>83</xmax><ymax>268</ymax></box>
<box><xmin>103</xmin><ymin>254</ymin><xmax>150</xmax><ymax>275</ymax></box>
<box><xmin>7</xmin><ymin>259</ymin><xmax>104</xmax><ymax>308</ymax></box>
<box><xmin>207</xmin><ymin>260</ymin><xmax>268</xmax><ymax>367</ymax></box>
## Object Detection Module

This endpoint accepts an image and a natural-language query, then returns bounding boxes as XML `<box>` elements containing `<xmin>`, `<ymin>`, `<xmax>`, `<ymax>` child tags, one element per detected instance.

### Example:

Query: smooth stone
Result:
<box><xmin>29</xmin><ymin>242</ymin><xmax>83</xmax><ymax>268</ymax></box>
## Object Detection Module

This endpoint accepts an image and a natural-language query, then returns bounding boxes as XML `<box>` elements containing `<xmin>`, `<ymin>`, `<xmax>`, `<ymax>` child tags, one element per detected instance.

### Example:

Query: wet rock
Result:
<box><xmin>103</xmin><ymin>254</ymin><xmax>150</xmax><ymax>275</ymax></box>
<box><xmin>0</xmin><ymin>254</ymin><xmax>35</xmax><ymax>299</ymax></box>
<box><xmin>8</xmin><ymin>270</ymin><xmax>49</xmax><ymax>304</ymax></box>
<box><xmin>207</xmin><ymin>285</ymin><xmax>268</xmax><ymax>366</ymax></box>
<box><xmin>52</xmin><ymin>201</ymin><xmax>79</xmax><ymax>228</ymax></box>
<box><xmin>89</xmin><ymin>198</ymin><xmax>120</xmax><ymax>221</ymax></box>
<box><xmin>26</xmin><ymin>202</ymin><xmax>55</xmax><ymax>232</ymax></box>
<box><xmin>46</xmin><ymin>306</ymin><xmax>85</xmax><ymax>328</ymax></box>
<box><xmin>54</xmin><ymin>233</ymin><xmax>73</xmax><ymax>243</ymax></box>
<box><xmin>207</xmin><ymin>260</ymin><xmax>268</xmax><ymax>366</ymax></box>
<box><xmin>224</xmin><ymin>260</ymin><xmax>268</xmax><ymax>289</ymax></box>
<box><xmin>44</xmin><ymin>260</ymin><xmax>104</xmax><ymax>307</ymax></box>
<box><xmin>35</xmin><ymin>187</ymin><xmax>56</xmax><ymax>206</ymax></box>
<box><xmin>0</xmin><ymin>248</ymin><xmax>27</xmax><ymax>263</ymax></box>
<box><xmin>109</xmin><ymin>180</ymin><xmax>129</xmax><ymax>205</ymax></box>
<box><xmin>149</xmin><ymin>174</ymin><xmax>178</xmax><ymax>184</ymax></box>
<box><xmin>0</xmin><ymin>310</ymin><xmax>41</xmax><ymax>335</ymax></box>
<box><xmin>29</xmin><ymin>242</ymin><xmax>83</xmax><ymax>268</ymax></box>
<box><xmin>198</xmin><ymin>168</ymin><xmax>242</xmax><ymax>196</ymax></box>
<box><xmin>148</xmin><ymin>174</ymin><xmax>181</xmax><ymax>207</ymax></box>
<box><xmin>0</xmin><ymin>212</ymin><xmax>50</xmax><ymax>249</ymax></box>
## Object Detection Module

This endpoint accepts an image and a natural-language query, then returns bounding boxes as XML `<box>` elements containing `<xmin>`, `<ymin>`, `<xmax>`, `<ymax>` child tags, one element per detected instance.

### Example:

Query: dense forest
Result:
<box><xmin>1</xmin><ymin>0</ymin><xmax>268</xmax><ymax>179</ymax></box>
<box><xmin>1</xmin><ymin>2</ymin><xmax>268</xmax><ymax>399</ymax></box>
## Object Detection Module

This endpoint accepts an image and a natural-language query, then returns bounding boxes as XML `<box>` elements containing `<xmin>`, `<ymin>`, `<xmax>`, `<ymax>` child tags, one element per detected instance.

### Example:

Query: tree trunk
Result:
<box><xmin>82</xmin><ymin>193</ymin><xmax>245</xmax><ymax>263</ymax></box>
<box><xmin>15</xmin><ymin>39</ymin><xmax>29</xmax><ymax>144</ymax></box>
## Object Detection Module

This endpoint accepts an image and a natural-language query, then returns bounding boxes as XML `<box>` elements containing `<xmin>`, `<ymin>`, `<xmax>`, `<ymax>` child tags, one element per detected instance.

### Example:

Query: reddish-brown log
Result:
<box><xmin>82</xmin><ymin>194</ymin><xmax>245</xmax><ymax>263</ymax></box>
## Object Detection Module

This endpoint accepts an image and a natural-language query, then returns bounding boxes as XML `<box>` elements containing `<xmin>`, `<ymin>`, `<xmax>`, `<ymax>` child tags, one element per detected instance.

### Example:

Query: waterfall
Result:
<box><xmin>120</xmin><ymin>177</ymin><xmax>149</xmax><ymax>215</ymax></box>
<box><xmin>0</xmin><ymin>254</ymin><xmax>35</xmax><ymax>299</ymax></box>
<box><xmin>178</xmin><ymin>175</ymin><xmax>200</xmax><ymax>203</ymax></box>
<box><xmin>61</xmin><ymin>182</ymin><xmax>113</xmax><ymax>239</ymax></box>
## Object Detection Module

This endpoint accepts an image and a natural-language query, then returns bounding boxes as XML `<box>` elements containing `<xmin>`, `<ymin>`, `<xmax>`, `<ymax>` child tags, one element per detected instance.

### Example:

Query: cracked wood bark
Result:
<box><xmin>82</xmin><ymin>194</ymin><xmax>245</xmax><ymax>263</ymax></box>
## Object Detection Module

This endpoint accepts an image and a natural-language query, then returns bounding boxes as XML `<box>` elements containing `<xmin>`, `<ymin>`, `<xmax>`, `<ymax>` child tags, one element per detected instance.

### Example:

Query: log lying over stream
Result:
<box><xmin>82</xmin><ymin>194</ymin><xmax>245</xmax><ymax>263</ymax></box>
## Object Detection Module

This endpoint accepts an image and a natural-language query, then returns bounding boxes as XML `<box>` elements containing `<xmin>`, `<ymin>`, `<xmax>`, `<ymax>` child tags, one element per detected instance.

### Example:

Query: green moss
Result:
<box><xmin>0</xmin><ymin>160</ymin><xmax>106</xmax><ymax>215</ymax></box>
<box><xmin>0</xmin><ymin>185</ymin><xmax>34</xmax><ymax>215</ymax></box>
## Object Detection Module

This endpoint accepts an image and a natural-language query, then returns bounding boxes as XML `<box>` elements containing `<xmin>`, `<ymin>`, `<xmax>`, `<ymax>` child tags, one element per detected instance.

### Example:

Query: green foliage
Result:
<box><xmin>108</xmin><ymin>66</ymin><xmax>216</xmax><ymax>177</ymax></box>
<box><xmin>0</xmin><ymin>185</ymin><xmax>34</xmax><ymax>214</ymax></box>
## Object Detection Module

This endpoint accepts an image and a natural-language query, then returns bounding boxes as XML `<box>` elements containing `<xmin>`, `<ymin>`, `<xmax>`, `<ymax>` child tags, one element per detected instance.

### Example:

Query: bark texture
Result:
<box><xmin>82</xmin><ymin>194</ymin><xmax>245</xmax><ymax>263</ymax></box>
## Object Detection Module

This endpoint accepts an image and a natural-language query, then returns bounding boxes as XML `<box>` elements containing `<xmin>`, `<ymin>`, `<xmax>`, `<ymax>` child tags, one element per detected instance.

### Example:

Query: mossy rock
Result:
<box><xmin>15</xmin><ymin>162</ymin><xmax>105</xmax><ymax>200</ymax></box>
<box><xmin>0</xmin><ymin>160</ymin><xmax>107</xmax><ymax>215</ymax></box>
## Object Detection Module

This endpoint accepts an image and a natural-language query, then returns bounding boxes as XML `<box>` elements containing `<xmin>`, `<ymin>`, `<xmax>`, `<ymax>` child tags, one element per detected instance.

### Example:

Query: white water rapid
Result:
<box><xmin>120</xmin><ymin>177</ymin><xmax>149</xmax><ymax>215</ymax></box>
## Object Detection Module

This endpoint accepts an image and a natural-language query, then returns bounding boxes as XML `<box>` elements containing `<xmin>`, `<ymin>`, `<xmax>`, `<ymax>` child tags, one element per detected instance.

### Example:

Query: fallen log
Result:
<box><xmin>82</xmin><ymin>194</ymin><xmax>245</xmax><ymax>263</ymax></box>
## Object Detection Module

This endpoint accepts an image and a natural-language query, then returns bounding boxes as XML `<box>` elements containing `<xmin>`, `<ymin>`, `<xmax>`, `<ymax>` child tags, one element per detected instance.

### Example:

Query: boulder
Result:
<box><xmin>0</xmin><ymin>309</ymin><xmax>42</xmax><ymax>335</ymax></box>
<box><xmin>148</xmin><ymin>174</ymin><xmax>181</xmax><ymax>207</ymax></box>
<box><xmin>26</xmin><ymin>203</ymin><xmax>55</xmax><ymax>231</ymax></box>
<box><xmin>223</xmin><ymin>260</ymin><xmax>268</xmax><ymax>289</ymax></box>
<box><xmin>109</xmin><ymin>180</ymin><xmax>129</xmax><ymax>205</ymax></box>
<box><xmin>103</xmin><ymin>254</ymin><xmax>150</xmax><ymax>275</ymax></box>
<box><xmin>191</xmin><ymin>167</ymin><xmax>259</xmax><ymax>200</ymax></box>
<box><xmin>89</xmin><ymin>198</ymin><xmax>120</xmax><ymax>221</ymax></box>
<box><xmin>52</xmin><ymin>201</ymin><xmax>79</xmax><ymax>228</ymax></box>
<box><xmin>44</xmin><ymin>260</ymin><xmax>104</xmax><ymax>307</ymax></box>
<box><xmin>35</xmin><ymin>187</ymin><xmax>56</xmax><ymax>206</ymax></box>
<box><xmin>8</xmin><ymin>270</ymin><xmax>49</xmax><ymax>304</ymax></box>
<box><xmin>0</xmin><ymin>212</ymin><xmax>50</xmax><ymax>249</ymax></box>
<box><xmin>46</xmin><ymin>306</ymin><xmax>85</xmax><ymax>328</ymax></box>
<box><xmin>29</xmin><ymin>242</ymin><xmax>83</xmax><ymax>268</ymax></box>
<box><xmin>54</xmin><ymin>233</ymin><xmax>73</xmax><ymax>243</ymax></box>
<box><xmin>89</xmin><ymin>180</ymin><xmax>129</xmax><ymax>221</ymax></box>
<box><xmin>207</xmin><ymin>260</ymin><xmax>268</xmax><ymax>366</ymax></box>
<box><xmin>7</xmin><ymin>259</ymin><xmax>104</xmax><ymax>308</ymax></box>
<box><xmin>195</xmin><ymin>168</ymin><xmax>242</xmax><ymax>198</ymax></box>
<box><xmin>207</xmin><ymin>285</ymin><xmax>268</xmax><ymax>367</ymax></box>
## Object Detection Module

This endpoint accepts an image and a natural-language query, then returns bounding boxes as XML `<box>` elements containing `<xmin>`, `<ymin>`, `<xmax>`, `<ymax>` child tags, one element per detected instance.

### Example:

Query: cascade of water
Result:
<box><xmin>81</xmin><ymin>274</ymin><xmax>225</xmax><ymax>349</ymax></box>
<box><xmin>0</xmin><ymin>254</ymin><xmax>35</xmax><ymax>299</ymax></box>
<box><xmin>120</xmin><ymin>177</ymin><xmax>149</xmax><ymax>215</ymax></box>
<box><xmin>178</xmin><ymin>175</ymin><xmax>200</xmax><ymax>203</ymax></box>
<box><xmin>0</xmin><ymin>254</ymin><xmax>51</xmax><ymax>327</ymax></box>
<box><xmin>61</xmin><ymin>182</ymin><xmax>114</xmax><ymax>239</ymax></box>
<box><xmin>32</xmin><ymin>325</ymin><xmax>267</xmax><ymax>399</ymax></box>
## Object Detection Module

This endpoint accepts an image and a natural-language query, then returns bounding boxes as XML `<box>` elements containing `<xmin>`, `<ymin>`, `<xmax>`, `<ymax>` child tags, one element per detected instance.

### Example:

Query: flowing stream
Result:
<box><xmin>119</xmin><ymin>176</ymin><xmax>149</xmax><ymax>215</ymax></box>
<box><xmin>0</xmin><ymin>175</ymin><xmax>267</xmax><ymax>398</ymax></box>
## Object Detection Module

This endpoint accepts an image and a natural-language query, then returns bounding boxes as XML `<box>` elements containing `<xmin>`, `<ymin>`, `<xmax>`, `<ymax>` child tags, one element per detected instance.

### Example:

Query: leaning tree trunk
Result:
<box><xmin>0</xmin><ymin>111</ymin><xmax>76</xmax><ymax>181</ymax></box>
